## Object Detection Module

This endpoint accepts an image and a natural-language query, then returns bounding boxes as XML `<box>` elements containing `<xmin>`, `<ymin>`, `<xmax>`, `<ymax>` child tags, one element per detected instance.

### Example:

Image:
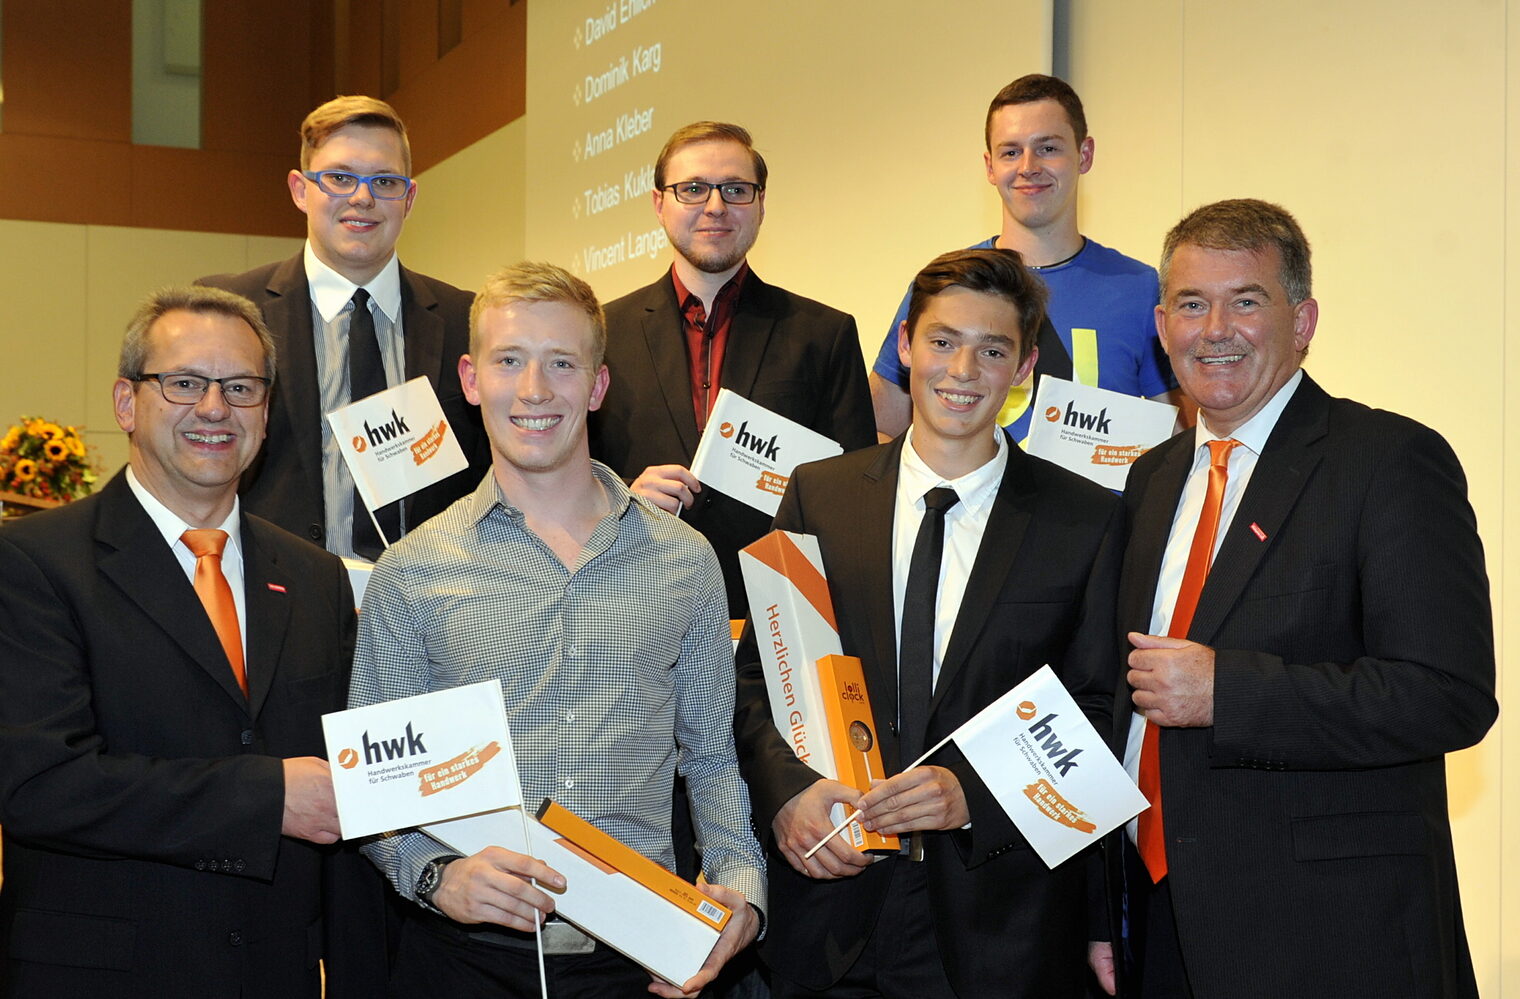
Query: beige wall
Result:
<box><xmin>1071</xmin><ymin>0</ymin><xmax>1516</xmax><ymax>993</ymax></box>
<box><xmin>0</xmin><ymin>222</ymin><xmax>302</xmax><ymax>475</ymax></box>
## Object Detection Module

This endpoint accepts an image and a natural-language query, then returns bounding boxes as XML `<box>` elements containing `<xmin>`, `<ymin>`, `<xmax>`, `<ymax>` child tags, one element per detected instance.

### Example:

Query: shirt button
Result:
<box><xmin>228</xmin><ymin>931</ymin><xmax>243</xmax><ymax>946</ymax></box>
<box><xmin>564</xmin><ymin>711</ymin><xmax>575</xmax><ymax>723</ymax></box>
<box><xmin>240</xmin><ymin>729</ymin><xmax>254</xmax><ymax>746</ymax></box>
<box><xmin>564</xmin><ymin>778</ymin><xmax>575</xmax><ymax>789</ymax></box>
<box><xmin>567</xmin><ymin>645</ymin><xmax>579</xmax><ymax>657</ymax></box>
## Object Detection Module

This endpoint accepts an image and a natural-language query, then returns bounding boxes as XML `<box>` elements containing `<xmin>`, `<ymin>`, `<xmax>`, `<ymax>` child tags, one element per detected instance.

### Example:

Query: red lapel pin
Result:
<box><xmin>267</xmin><ymin>583</ymin><xmax>288</xmax><ymax>593</ymax></box>
<box><xmin>1249</xmin><ymin>522</ymin><xmax>1267</xmax><ymax>542</ymax></box>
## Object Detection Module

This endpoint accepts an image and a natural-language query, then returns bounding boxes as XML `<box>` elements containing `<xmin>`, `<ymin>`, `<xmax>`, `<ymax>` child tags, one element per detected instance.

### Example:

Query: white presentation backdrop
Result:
<box><xmin>525</xmin><ymin>0</ymin><xmax>1051</xmax><ymax>344</ymax></box>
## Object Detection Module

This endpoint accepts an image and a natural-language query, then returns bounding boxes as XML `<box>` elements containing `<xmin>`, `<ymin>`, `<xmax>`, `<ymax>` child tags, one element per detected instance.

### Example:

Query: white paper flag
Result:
<box><xmin>1025</xmin><ymin>376</ymin><xmax>1178</xmax><ymax>490</ymax></box>
<box><xmin>689</xmin><ymin>389</ymin><xmax>843</xmax><ymax>516</ymax></box>
<box><xmin>322</xmin><ymin>679</ymin><xmax>522</xmax><ymax>840</ymax></box>
<box><xmin>951</xmin><ymin>665</ymin><xmax>1148</xmax><ymax>868</ymax></box>
<box><xmin>326</xmin><ymin>375</ymin><xmax>469</xmax><ymax>512</ymax></box>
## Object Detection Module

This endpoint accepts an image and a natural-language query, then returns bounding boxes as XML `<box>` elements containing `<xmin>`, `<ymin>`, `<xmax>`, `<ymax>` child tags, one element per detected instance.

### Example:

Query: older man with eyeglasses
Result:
<box><xmin>200</xmin><ymin>95</ymin><xmax>488</xmax><ymax>563</ymax></box>
<box><xmin>0</xmin><ymin>286</ymin><xmax>373</xmax><ymax>998</ymax></box>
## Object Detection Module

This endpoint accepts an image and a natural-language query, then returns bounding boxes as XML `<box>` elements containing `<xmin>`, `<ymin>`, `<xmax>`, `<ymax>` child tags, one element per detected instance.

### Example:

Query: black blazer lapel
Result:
<box><xmin>718</xmin><ymin>274</ymin><xmax>779</xmax><ymax>402</ymax></box>
<box><xmin>241</xmin><ymin>520</ymin><xmax>293</xmax><ymax>719</ymax></box>
<box><xmin>1122</xmin><ymin>435</ymin><xmax>1194</xmax><ymax>634</ymax></box>
<box><xmin>263</xmin><ymin>256</ymin><xmax>325</xmax><ymax>504</ymax></box>
<box><xmin>633</xmin><ymin>278</ymin><xmax>703</xmax><ymax>458</ymax></box>
<box><xmin>400</xmin><ymin>265</ymin><xmax>446</xmax><ymax>389</ymax></box>
<box><xmin>848</xmin><ymin>442</ymin><xmax>906</xmax><ymax>750</ymax></box>
<box><xmin>1188</xmin><ymin>376</ymin><xmax>1328</xmax><ymax>644</ymax></box>
<box><xmin>930</xmin><ymin>446</ymin><xmax>1037</xmax><ymax>716</ymax></box>
<box><xmin>94</xmin><ymin>477</ymin><xmax>249</xmax><ymax>709</ymax></box>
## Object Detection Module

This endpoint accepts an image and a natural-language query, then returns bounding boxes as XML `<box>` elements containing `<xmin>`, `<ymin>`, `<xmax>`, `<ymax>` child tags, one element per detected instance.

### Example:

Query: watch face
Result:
<box><xmin>416</xmin><ymin>861</ymin><xmax>442</xmax><ymax>899</ymax></box>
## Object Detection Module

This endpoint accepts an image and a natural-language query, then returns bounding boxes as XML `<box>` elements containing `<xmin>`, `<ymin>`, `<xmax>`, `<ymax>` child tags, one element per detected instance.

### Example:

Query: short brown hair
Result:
<box><xmin>299</xmin><ymin>95</ymin><xmax>412</xmax><ymax>175</ymax></box>
<box><xmin>1159</xmin><ymin>199</ymin><xmax>1313</xmax><ymax>304</ymax></box>
<box><xmin>985</xmin><ymin>74</ymin><xmax>1088</xmax><ymax>149</ymax></box>
<box><xmin>470</xmin><ymin>262</ymin><xmax>607</xmax><ymax>367</ymax></box>
<box><xmin>653</xmin><ymin>121</ymin><xmax>768</xmax><ymax>190</ymax></box>
<box><xmin>905</xmin><ymin>248</ymin><xmax>1047</xmax><ymax>363</ymax></box>
<box><xmin>120</xmin><ymin>286</ymin><xmax>277</xmax><ymax>382</ymax></box>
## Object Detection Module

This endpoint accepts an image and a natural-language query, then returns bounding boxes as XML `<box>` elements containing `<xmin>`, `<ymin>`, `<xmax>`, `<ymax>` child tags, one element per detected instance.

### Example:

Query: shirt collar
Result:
<box><xmin>898</xmin><ymin>425</ymin><xmax>1007</xmax><ymax>516</ymax></box>
<box><xmin>1193</xmin><ymin>368</ymin><xmax>1305</xmax><ymax>458</ymax></box>
<box><xmin>466</xmin><ymin>461</ymin><xmax>636</xmax><ymax>526</ymax></box>
<box><xmin>670</xmin><ymin>262</ymin><xmax>750</xmax><ymax>310</ymax></box>
<box><xmin>303</xmin><ymin>241</ymin><xmax>403</xmax><ymax>324</ymax></box>
<box><xmin>124</xmin><ymin>465</ymin><xmax>242</xmax><ymax>556</ymax></box>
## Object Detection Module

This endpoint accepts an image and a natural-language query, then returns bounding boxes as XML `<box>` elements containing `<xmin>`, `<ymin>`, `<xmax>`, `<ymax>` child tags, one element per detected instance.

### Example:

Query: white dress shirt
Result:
<box><xmin>1123</xmin><ymin>369</ymin><xmax>1304</xmax><ymax>841</ymax></box>
<box><xmin>125</xmin><ymin>466</ymin><xmax>248</xmax><ymax>663</ymax></box>
<box><xmin>892</xmin><ymin>427</ymin><xmax>1008</xmax><ymax>695</ymax></box>
<box><xmin>304</xmin><ymin>242</ymin><xmax>406</xmax><ymax>557</ymax></box>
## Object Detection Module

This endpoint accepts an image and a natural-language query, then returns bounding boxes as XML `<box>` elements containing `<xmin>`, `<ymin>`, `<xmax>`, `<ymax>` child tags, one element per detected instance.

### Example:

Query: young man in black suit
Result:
<box><xmin>201</xmin><ymin>96</ymin><xmax>486</xmax><ymax>559</ymax></box>
<box><xmin>591</xmin><ymin>121</ymin><xmax>876</xmax><ymax>617</ymax></box>
<box><xmin>736</xmin><ymin>248</ymin><xmax>1124</xmax><ymax>998</ymax></box>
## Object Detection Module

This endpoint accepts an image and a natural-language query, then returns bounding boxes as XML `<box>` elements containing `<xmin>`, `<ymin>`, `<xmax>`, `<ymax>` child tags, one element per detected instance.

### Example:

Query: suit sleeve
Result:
<box><xmin>0</xmin><ymin>533</ymin><xmax>286</xmax><ymax>878</ymax></box>
<box><xmin>1210</xmin><ymin>422</ymin><xmax>1497</xmax><ymax>769</ymax></box>
<box><xmin>821</xmin><ymin>312</ymin><xmax>878</xmax><ymax>453</ymax></box>
<box><xmin>733</xmin><ymin>470</ymin><xmax>831</xmax><ymax>835</ymax></box>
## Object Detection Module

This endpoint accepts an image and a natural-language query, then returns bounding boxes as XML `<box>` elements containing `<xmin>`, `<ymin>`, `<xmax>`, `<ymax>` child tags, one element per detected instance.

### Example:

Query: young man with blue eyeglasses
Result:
<box><xmin>201</xmin><ymin>96</ymin><xmax>488</xmax><ymax>562</ymax></box>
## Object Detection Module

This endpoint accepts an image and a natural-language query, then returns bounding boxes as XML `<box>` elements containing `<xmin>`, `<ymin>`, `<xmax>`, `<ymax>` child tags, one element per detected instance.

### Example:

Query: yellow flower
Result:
<box><xmin>0</xmin><ymin>427</ymin><xmax>19</xmax><ymax>452</ymax></box>
<box><xmin>41</xmin><ymin>422</ymin><xmax>64</xmax><ymax>440</ymax></box>
<box><xmin>67</xmin><ymin>435</ymin><xmax>86</xmax><ymax>457</ymax></box>
<box><xmin>44</xmin><ymin>439</ymin><xmax>69</xmax><ymax>461</ymax></box>
<box><xmin>13</xmin><ymin>458</ymin><xmax>37</xmax><ymax>483</ymax></box>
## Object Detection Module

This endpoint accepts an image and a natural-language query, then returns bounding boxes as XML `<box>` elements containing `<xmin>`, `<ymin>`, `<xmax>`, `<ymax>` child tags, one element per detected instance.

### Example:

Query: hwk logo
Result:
<box><xmin>732</xmin><ymin>421</ymin><xmax>780</xmax><ymax>460</ymax></box>
<box><xmin>1027</xmin><ymin>713</ymin><xmax>1083</xmax><ymax>776</ymax></box>
<box><xmin>361</xmin><ymin>722</ymin><xmax>428</xmax><ymax>764</ymax></box>
<box><xmin>1062</xmin><ymin>401</ymin><xmax>1111</xmax><ymax>434</ymax></box>
<box><xmin>363</xmin><ymin>409</ymin><xmax>412</xmax><ymax>448</ymax></box>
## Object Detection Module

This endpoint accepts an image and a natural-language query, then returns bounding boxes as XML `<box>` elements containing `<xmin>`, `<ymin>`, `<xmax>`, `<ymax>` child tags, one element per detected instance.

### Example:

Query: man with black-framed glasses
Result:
<box><xmin>201</xmin><ymin>95</ymin><xmax>488</xmax><ymax>563</ymax></box>
<box><xmin>592</xmin><ymin>121</ymin><xmax>875</xmax><ymax>618</ymax></box>
<box><xmin>0</xmin><ymin>286</ymin><xmax>375</xmax><ymax>997</ymax></box>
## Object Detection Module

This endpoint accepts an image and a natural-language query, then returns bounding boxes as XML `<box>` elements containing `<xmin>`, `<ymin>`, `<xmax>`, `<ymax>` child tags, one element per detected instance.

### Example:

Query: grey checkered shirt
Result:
<box><xmin>351</xmin><ymin>463</ymin><xmax>766</xmax><ymax>914</ymax></box>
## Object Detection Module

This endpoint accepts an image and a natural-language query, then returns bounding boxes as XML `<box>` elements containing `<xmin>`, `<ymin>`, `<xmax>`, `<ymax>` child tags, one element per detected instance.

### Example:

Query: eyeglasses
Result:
<box><xmin>661</xmin><ymin>181</ymin><xmax>763</xmax><ymax>205</ymax></box>
<box><xmin>302</xmin><ymin>170</ymin><xmax>413</xmax><ymax>200</ymax></box>
<box><xmin>135</xmin><ymin>372</ymin><xmax>272</xmax><ymax>407</ymax></box>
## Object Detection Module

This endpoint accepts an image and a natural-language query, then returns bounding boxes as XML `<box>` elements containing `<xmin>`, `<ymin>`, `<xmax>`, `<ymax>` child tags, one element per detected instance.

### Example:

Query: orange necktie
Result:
<box><xmin>182</xmin><ymin>529</ymin><xmax>248</xmax><ymax>696</ymax></box>
<box><xmin>1137</xmin><ymin>438</ymin><xmax>1239</xmax><ymax>882</ymax></box>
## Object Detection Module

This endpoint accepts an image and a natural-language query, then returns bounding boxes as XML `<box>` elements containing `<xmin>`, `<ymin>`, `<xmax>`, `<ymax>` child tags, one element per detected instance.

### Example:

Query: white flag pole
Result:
<box><xmin>802</xmin><ymin>730</ymin><xmax>958</xmax><ymax>860</ymax></box>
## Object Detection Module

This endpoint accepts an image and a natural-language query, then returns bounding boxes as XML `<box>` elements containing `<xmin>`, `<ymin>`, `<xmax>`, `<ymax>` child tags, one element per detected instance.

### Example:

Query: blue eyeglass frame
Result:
<box><xmin>302</xmin><ymin>170</ymin><xmax>414</xmax><ymax>200</ymax></box>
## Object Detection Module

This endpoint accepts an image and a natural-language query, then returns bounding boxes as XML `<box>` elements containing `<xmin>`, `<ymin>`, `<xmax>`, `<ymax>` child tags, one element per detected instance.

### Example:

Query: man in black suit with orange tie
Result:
<box><xmin>1095</xmin><ymin>199</ymin><xmax>1496</xmax><ymax>999</ymax></box>
<box><xmin>736</xmin><ymin>248</ymin><xmax>1124</xmax><ymax>997</ymax></box>
<box><xmin>0</xmin><ymin>287</ymin><xmax>371</xmax><ymax>997</ymax></box>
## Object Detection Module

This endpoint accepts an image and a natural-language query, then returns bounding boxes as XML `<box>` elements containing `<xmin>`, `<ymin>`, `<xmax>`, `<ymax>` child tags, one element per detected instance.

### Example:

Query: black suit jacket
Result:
<box><xmin>1112</xmin><ymin>375</ymin><xmax>1496</xmax><ymax>999</ymax></box>
<box><xmin>735</xmin><ymin>438</ymin><xmax>1124</xmax><ymax>997</ymax></box>
<box><xmin>591</xmin><ymin>270</ymin><xmax>876</xmax><ymax>615</ymax></box>
<box><xmin>200</xmin><ymin>255</ymin><xmax>487</xmax><ymax>546</ymax></box>
<box><xmin>0</xmin><ymin>472</ymin><xmax>371</xmax><ymax>997</ymax></box>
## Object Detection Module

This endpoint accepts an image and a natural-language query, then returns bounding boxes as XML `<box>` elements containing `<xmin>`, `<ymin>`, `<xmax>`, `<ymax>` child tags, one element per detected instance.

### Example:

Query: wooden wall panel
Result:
<box><xmin>1</xmin><ymin>2</ymin><xmax>131</xmax><ymax>141</ymax></box>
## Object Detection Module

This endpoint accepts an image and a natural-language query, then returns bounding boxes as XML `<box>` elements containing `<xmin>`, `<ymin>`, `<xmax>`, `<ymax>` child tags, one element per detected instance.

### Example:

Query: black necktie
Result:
<box><xmin>347</xmin><ymin>289</ymin><xmax>400</xmax><ymax>558</ymax></box>
<box><xmin>898</xmin><ymin>486</ymin><xmax>960</xmax><ymax>765</ymax></box>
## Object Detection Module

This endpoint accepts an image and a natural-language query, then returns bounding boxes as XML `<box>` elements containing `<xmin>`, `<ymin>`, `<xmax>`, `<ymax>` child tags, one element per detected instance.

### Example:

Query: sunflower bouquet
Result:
<box><xmin>0</xmin><ymin>416</ymin><xmax>99</xmax><ymax>510</ymax></box>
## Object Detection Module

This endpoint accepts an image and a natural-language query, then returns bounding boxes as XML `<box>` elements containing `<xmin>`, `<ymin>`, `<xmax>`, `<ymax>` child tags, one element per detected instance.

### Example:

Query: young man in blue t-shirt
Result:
<box><xmin>869</xmin><ymin>75</ymin><xmax>1187</xmax><ymax>444</ymax></box>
